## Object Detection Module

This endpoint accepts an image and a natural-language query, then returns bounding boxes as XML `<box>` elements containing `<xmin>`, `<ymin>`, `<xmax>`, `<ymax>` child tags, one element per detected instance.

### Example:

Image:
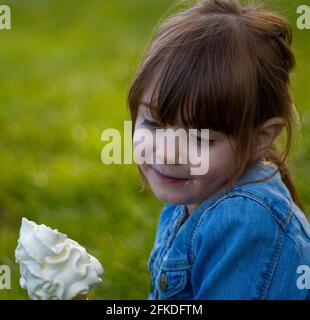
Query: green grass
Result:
<box><xmin>0</xmin><ymin>0</ymin><xmax>309</xmax><ymax>299</ymax></box>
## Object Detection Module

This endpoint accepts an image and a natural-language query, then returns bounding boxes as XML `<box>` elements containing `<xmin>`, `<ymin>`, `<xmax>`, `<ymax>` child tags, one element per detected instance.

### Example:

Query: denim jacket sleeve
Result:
<box><xmin>192</xmin><ymin>195</ymin><xmax>308</xmax><ymax>300</ymax></box>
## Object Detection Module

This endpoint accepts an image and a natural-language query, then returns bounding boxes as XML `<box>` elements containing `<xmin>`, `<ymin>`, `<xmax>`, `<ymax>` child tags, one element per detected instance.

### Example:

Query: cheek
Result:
<box><xmin>194</xmin><ymin>142</ymin><xmax>236</xmax><ymax>184</ymax></box>
<box><xmin>208</xmin><ymin>142</ymin><xmax>236</xmax><ymax>178</ymax></box>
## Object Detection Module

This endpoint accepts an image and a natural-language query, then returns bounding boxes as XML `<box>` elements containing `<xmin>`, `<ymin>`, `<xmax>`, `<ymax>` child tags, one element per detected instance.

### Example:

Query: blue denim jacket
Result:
<box><xmin>147</xmin><ymin>161</ymin><xmax>310</xmax><ymax>300</ymax></box>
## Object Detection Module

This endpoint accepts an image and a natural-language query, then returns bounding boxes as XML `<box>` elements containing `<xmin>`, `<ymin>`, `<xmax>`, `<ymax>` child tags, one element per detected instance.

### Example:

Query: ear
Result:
<box><xmin>255</xmin><ymin>117</ymin><xmax>285</xmax><ymax>157</ymax></box>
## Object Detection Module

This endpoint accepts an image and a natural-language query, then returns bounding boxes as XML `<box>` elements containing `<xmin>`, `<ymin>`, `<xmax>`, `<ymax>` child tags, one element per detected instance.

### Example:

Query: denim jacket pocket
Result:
<box><xmin>156</xmin><ymin>269</ymin><xmax>188</xmax><ymax>299</ymax></box>
<box><xmin>156</xmin><ymin>258</ymin><xmax>192</xmax><ymax>299</ymax></box>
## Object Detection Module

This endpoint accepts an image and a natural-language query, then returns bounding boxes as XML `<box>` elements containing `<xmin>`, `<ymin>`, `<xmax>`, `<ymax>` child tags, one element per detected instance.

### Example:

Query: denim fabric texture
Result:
<box><xmin>147</xmin><ymin>161</ymin><xmax>310</xmax><ymax>300</ymax></box>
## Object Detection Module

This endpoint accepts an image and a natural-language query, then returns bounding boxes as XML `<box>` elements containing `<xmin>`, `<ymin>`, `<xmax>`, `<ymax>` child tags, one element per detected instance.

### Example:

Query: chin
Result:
<box><xmin>150</xmin><ymin>185</ymin><xmax>191</xmax><ymax>205</ymax></box>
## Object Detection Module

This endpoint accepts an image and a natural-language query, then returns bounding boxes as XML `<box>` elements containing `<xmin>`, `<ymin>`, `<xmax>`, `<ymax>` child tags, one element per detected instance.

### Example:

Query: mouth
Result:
<box><xmin>152</xmin><ymin>166</ymin><xmax>190</xmax><ymax>185</ymax></box>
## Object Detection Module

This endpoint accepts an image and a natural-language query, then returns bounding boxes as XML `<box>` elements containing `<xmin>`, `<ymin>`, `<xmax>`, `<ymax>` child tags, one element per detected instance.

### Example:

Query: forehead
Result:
<box><xmin>140</xmin><ymin>100</ymin><xmax>187</xmax><ymax>129</ymax></box>
<box><xmin>139</xmin><ymin>95</ymin><xmax>224</xmax><ymax>139</ymax></box>
<box><xmin>140</xmin><ymin>85</ymin><xmax>189</xmax><ymax>128</ymax></box>
<box><xmin>141</xmin><ymin>82</ymin><xmax>158</xmax><ymax>109</ymax></box>
<box><xmin>139</xmin><ymin>75</ymin><xmax>223</xmax><ymax>135</ymax></box>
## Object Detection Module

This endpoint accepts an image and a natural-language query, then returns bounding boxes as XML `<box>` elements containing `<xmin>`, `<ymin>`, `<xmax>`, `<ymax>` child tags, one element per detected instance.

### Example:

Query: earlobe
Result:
<box><xmin>255</xmin><ymin>117</ymin><xmax>285</xmax><ymax>156</ymax></box>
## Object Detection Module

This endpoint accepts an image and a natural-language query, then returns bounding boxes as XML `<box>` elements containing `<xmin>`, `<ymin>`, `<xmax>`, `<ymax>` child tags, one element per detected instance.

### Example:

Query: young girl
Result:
<box><xmin>127</xmin><ymin>0</ymin><xmax>310</xmax><ymax>299</ymax></box>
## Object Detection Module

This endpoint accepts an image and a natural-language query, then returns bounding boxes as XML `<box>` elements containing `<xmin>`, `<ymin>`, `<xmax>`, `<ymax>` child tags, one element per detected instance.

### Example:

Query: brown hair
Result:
<box><xmin>127</xmin><ymin>0</ymin><xmax>304</xmax><ymax>210</ymax></box>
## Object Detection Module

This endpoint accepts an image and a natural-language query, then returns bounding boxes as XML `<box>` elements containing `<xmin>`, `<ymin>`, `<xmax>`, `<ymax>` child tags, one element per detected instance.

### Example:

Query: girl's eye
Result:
<box><xmin>142</xmin><ymin>118</ymin><xmax>161</xmax><ymax>129</ymax></box>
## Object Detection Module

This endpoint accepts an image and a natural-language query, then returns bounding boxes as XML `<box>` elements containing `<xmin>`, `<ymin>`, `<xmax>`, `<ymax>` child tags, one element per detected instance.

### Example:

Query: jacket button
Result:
<box><xmin>159</xmin><ymin>274</ymin><xmax>168</xmax><ymax>292</ymax></box>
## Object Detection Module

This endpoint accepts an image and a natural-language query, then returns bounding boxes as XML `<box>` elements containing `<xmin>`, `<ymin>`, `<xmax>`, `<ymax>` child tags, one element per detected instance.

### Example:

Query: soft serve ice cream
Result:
<box><xmin>15</xmin><ymin>217</ymin><xmax>104</xmax><ymax>300</ymax></box>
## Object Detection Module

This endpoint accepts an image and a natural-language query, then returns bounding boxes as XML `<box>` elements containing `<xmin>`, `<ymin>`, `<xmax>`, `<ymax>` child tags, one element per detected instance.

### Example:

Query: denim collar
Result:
<box><xmin>235</xmin><ymin>159</ymin><xmax>278</xmax><ymax>186</ymax></box>
<box><xmin>179</xmin><ymin>159</ymin><xmax>279</xmax><ymax>216</ymax></box>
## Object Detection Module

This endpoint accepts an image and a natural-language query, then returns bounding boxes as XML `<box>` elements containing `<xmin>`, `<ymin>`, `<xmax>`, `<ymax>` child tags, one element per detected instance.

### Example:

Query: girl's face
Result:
<box><xmin>133</xmin><ymin>90</ymin><xmax>237</xmax><ymax>213</ymax></box>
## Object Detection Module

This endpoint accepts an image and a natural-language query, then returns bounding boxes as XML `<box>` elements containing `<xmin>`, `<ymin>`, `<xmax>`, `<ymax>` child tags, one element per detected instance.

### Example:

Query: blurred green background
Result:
<box><xmin>0</xmin><ymin>0</ymin><xmax>309</xmax><ymax>299</ymax></box>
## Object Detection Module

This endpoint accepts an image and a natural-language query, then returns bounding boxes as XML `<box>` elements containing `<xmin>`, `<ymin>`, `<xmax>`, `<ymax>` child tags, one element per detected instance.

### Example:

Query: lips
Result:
<box><xmin>152</xmin><ymin>166</ymin><xmax>190</xmax><ymax>185</ymax></box>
